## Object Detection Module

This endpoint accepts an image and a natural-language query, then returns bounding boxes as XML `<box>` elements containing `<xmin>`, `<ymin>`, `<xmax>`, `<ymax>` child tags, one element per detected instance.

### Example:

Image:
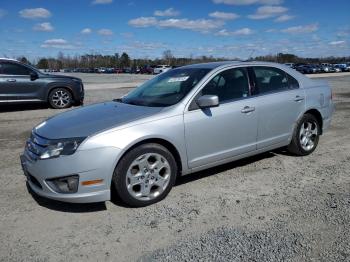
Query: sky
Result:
<box><xmin>0</xmin><ymin>0</ymin><xmax>349</xmax><ymax>60</ymax></box>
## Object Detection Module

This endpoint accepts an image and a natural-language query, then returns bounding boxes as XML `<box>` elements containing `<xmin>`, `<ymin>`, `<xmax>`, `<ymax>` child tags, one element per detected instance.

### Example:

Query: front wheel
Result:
<box><xmin>112</xmin><ymin>143</ymin><xmax>177</xmax><ymax>207</ymax></box>
<box><xmin>287</xmin><ymin>114</ymin><xmax>320</xmax><ymax>156</ymax></box>
<box><xmin>48</xmin><ymin>88</ymin><xmax>73</xmax><ymax>109</ymax></box>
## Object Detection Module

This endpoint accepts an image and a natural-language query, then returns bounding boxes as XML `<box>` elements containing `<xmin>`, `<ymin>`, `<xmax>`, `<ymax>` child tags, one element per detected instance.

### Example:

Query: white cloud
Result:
<box><xmin>130</xmin><ymin>41</ymin><xmax>167</xmax><ymax>50</ymax></box>
<box><xmin>128</xmin><ymin>17</ymin><xmax>158</xmax><ymax>27</ymax></box>
<box><xmin>97</xmin><ymin>28</ymin><xmax>113</xmax><ymax>35</ymax></box>
<box><xmin>274</xmin><ymin>14</ymin><xmax>294</xmax><ymax>22</ymax></box>
<box><xmin>281</xmin><ymin>23</ymin><xmax>319</xmax><ymax>34</ymax></box>
<box><xmin>248</xmin><ymin>5</ymin><xmax>287</xmax><ymax>19</ymax></box>
<box><xmin>120</xmin><ymin>32</ymin><xmax>134</xmax><ymax>38</ymax></box>
<box><xmin>129</xmin><ymin>17</ymin><xmax>224</xmax><ymax>32</ymax></box>
<box><xmin>19</xmin><ymin>8</ymin><xmax>51</xmax><ymax>19</ymax></box>
<box><xmin>41</xmin><ymin>39</ymin><xmax>77</xmax><ymax>49</ymax></box>
<box><xmin>266</xmin><ymin>28</ymin><xmax>277</xmax><ymax>33</ymax></box>
<box><xmin>33</xmin><ymin>22</ymin><xmax>54</xmax><ymax>32</ymax></box>
<box><xmin>209</xmin><ymin>11</ymin><xmax>240</xmax><ymax>20</ymax></box>
<box><xmin>213</xmin><ymin>0</ymin><xmax>283</xmax><ymax>5</ymax></box>
<box><xmin>329</xmin><ymin>40</ymin><xmax>346</xmax><ymax>46</ymax></box>
<box><xmin>154</xmin><ymin>8</ymin><xmax>180</xmax><ymax>17</ymax></box>
<box><xmin>92</xmin><ymin>0</ymin><xmax>113</xmax><ymax>4</ymax></box>
<box><xmin>216</xmin><ymin>28</ymin><xmax>254</xmax><ymax>36</ymax></box>
<box><xmin>0</xmin><ymin>9</ymin><xmax>7</xmax><ymax>18</ymax></box>
<box><xmin>81</xmin><ymin>28</ymin><xmax>92</xmax><ymax>34</ymax></box>
<box><xmin>158</xmin><ymin>18</ymin><xmax>224</xmax><ymax>32</ymax></box>
<box><xmin>44</xmin><ymin>39</ymin><xmax>67</xmax><ymax>45</ymax></box>
<box><xmin>337</xmin><ymin>28</ymin><xmax>350</xmax><ymax>37</ymax></box>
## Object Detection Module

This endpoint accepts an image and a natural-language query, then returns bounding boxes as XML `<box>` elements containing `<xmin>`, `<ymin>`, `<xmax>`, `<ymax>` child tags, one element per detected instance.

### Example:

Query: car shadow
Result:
<box><xmin>26</xmin><ymin>183</ymin><xmax>107</xmax><ymax>213</ymax></box>
<box><xmin>0</xmin><ymin>103</ymin><xmax>49</xmax><ymax>113</ymax></box>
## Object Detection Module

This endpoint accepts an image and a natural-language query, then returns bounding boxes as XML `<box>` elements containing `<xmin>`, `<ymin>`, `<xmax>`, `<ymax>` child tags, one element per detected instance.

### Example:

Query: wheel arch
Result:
<box><xmin>304</xmin><ymin>108</ymin><xmax>323</xmax><ymax>134</ymax></box>
<box><xmin>116</xmin><ymin>137</ymin><xmax>183</xmax><ymax>177</ymax></box>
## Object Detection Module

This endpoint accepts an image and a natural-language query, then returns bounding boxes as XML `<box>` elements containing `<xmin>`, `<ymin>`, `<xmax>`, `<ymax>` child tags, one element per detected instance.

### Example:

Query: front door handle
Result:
<box><xmin>241</xmin><ymin>106</ymin><xmax>255</xmax><ymax>114</ymax></box>
<box><xmin>7</xmin><ymin>79</ymin><xmax>16</xmax><ymax>82</ymax></box>
<box><xmin>294</xmin><ymin>95</ymin><xmax>305</xmax><ymax>102</ymax></box>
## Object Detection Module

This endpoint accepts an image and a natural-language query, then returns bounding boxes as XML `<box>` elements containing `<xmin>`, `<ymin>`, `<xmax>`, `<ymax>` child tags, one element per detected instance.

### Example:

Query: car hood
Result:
<box><xmin>34</xmin><ymin>102</ymin><xmax>164</xmax><ymax>139</ymax></box>
<box><xmin>40</xmin><ymin>73</ymin><xmax>81</xmax><ymax>82</ymax></box>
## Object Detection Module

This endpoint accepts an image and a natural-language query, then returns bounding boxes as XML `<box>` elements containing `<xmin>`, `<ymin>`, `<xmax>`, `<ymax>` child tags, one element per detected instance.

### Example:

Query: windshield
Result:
<box><xmin>121</xmin><ymin>67</ymin><xmax>211</xmax><ymax>107</ymax></box>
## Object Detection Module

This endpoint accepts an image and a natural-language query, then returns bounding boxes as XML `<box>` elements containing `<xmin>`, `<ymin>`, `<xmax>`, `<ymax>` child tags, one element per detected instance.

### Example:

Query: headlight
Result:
<box><xmin>39</xmin><ymin>137</ymin><xmax>86</xmax><ymax>160</ymax></box>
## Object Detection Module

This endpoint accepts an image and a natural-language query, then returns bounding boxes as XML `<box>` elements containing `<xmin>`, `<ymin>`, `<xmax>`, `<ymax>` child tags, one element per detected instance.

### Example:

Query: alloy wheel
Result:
<box><xmin>51</xmin><ymin>90</ymin><xmax>71</xmax><ymax>108</ymax></box>
<box><xmin>126</xmin><ymin>153</ymin><xmax>171</xmax><ymax>201</ymax></box>
<box><xmin>299</xmin><ymin>121</ymin><xmax>318</xmax><ymax>151</ymax></box>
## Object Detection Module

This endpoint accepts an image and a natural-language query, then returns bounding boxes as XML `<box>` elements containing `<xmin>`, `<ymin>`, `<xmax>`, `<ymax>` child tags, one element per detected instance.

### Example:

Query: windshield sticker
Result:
<box><xmin>168</xmin><ymin>76</ymin><xmax>190</xmax><ymax>83</ymax></box>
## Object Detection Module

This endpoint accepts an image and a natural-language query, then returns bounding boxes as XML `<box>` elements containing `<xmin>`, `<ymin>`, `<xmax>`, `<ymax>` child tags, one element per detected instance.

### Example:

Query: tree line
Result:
<box><xmin>16</xmin><ymin>51</ymin><xmax>350</xmax><ymax>70</ymax></box>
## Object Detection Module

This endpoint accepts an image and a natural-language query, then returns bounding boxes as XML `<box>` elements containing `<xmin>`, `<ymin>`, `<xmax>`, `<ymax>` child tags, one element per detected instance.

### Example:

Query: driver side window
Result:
<box><xmin>201</xmin><ymin>67</ymin><xmax>249</xmax><ymax>103</ymax></box>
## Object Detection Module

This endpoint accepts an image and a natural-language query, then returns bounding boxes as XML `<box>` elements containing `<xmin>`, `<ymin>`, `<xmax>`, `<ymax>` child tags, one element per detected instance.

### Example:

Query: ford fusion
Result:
<box><xmin>21</xmin><ymin>61</ymin><xmax>334</xmax><ymax>207</ymax></box>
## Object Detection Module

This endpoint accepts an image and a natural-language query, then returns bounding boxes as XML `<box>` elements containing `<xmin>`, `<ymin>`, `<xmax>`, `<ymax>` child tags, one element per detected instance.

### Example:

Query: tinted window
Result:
<box><xmin>0</xmin><ymin>62</ymin><xmax>31</xmax><ymax>75</ymax></box>
<box><xmin>253</xmin><ymin>67</ymin><xmax>288</xmax><ymax>94</ymax></box>
<box><xmin>201</xmin><ymin>68</ymin><xmax>249</xmax><ymax>103</ymax></box>
<box><xmin>287</xmin><ymin>74</ymin><xmax>299</xmax><ymax>89</ymax></box>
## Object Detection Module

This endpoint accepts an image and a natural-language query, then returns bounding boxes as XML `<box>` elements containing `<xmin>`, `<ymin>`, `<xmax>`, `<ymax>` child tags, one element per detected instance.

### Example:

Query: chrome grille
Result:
<box><xmin>25</xmin><ymin>132</ymin><xmax>50</xmax><ymax>161</ymax></box>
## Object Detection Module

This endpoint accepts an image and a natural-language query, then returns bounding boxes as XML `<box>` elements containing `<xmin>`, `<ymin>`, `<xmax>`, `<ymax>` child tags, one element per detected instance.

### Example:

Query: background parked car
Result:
<box><xmin>333</xmin><ymin>65</ymin><xmax>343</xmax><ymax>72</ymax></box>
<box><xmin>284</xmin><ymin>63</ymin><xmax>295</xmax><ymax>68</ymax></box>
<box><xmin>0</xmin><ymin>58</ymin><xmax>84</xmax><ymax>108</ymax></box>
<box><xmin>140</xmin><ymin>65</ymin><xmax>154</xmax><ymax>74</ymax></box>
<box><xmin>296</xmin><ymin>65</ymin><xmax>315</xmax><ymax>74</ymax></box>
<box><xmin>153</xmin><ymin>65</ymin><xmax>171</xmax><ymax>74</ymax></box>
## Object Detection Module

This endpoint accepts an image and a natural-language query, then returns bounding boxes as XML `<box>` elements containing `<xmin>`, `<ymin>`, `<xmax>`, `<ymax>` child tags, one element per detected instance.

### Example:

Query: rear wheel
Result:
<box><xmin>112</xmin><ymin>143</ymin><xmax>177</xmax><ymax>207</ymax></box>
<box><xmin>49</xmin><ymin>88</ymin><xmax>73</xmax><ymax>109</ymax></box>
<box><xmin>288</xmin><ymin>113</ymin><xmax>320</xmax><ymax>156</ymax></box>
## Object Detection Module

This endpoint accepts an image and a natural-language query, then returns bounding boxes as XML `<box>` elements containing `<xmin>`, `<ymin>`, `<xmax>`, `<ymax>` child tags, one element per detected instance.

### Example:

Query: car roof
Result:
<box><xmin>180</xmin><ymin>60</ymin><xmax>294</xmax><ymax>70</ymax></box>
<box><xmin>0</xmin><ymin>58</ymin><xmax>18</xmax><ymax>62</ymax></box>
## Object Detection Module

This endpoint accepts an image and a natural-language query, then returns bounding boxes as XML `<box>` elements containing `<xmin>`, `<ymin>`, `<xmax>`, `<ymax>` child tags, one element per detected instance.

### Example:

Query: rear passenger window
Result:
<box><xmin>201</xmin><ymin>68</ymin><xmax>249</xmax><ymax>103</ymax></box>
<box><xmin>253</xmin><ymin>67</ymin><xmax>288</xmax><ymax>94</ymax></box>
<box><xmin>0</xmin><ymin>62</ymin><xmax>31</xmax><ymax>75</ymax></box>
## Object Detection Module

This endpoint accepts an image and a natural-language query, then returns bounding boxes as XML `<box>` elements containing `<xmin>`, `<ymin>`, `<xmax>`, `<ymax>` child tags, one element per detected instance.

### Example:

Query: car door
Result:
<box><xmin>184</xmin><ymin>67</ymin><xmax>258</xmax><ymax>169</ymax></box>
<box><xmin>250</xmin><ymin>66</ymin><xmax>305</xmax><ymax>149</ymax></box>
<box><xmin>0</xmin><ymin>62</ymin><xmax>43</xmax><ymax>101</ymax></box>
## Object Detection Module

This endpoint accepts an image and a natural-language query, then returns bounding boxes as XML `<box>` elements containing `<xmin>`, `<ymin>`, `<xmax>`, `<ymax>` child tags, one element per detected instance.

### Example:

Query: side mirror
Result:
<box><xmin>196</xmin><ymin>95</ymin><xmax>219</xmax><ymax>109</ymax></box>
<box><xmin>30</xmin><ymin>72</ymin><xmax>38</xmax><ymax>81</ymax></box>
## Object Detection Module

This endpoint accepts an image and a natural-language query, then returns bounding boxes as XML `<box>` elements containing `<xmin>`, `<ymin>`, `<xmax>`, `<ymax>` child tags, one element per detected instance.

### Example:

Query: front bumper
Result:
<box><xmin>21</xmin><ymin>146</ymin><xmax>121</xmax><ymax>203</ymax></box>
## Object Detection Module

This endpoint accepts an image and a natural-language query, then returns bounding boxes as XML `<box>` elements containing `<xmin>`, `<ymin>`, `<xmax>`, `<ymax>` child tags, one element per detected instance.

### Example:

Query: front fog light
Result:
<box><xmin>46</xmin><ymin>175</ymin><xmax>79</xmax><ymax>193</ymax></box>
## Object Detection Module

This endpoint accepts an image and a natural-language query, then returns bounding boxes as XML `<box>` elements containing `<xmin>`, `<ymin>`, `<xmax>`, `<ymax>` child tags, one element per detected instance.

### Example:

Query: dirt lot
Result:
<box><xmin>0</xmin><ymin>75</ymin><xmax>349</xmax><ymax>262</ymax></box>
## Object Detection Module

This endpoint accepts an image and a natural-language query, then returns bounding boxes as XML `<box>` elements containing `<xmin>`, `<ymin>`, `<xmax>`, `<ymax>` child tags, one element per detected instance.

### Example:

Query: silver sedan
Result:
<box><xmin>21</xmin><ymin>61</ymin><xmax>334</xmax><ymax>206</ymax></box>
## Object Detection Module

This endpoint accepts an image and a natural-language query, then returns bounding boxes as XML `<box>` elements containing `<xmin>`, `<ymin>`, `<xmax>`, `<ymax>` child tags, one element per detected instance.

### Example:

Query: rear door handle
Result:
<box><xmin>241</xmin><ymin>106</ymin><xmax>255</xmax><ymax>114</ymax></box>
<box><xmin>7</xmin><ymin>79</ymin><xmax>16</xmax><ymax>82</ymax></box>
<box><xmin>294</xmin><ymin>95</ymin><xmax>304</xmax><ymax>102</ymax></box>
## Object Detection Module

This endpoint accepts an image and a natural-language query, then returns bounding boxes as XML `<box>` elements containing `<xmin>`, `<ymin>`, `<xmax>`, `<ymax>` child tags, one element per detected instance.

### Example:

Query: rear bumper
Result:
<box><xmin>323</xmin><ymin>117</ymin><xmax>332</xmax><ymax>133</ymax></box>
<box><xmin>322</xmin><ymin>101</ymin><xmax>335</xmax><ymax>133</ymax></box>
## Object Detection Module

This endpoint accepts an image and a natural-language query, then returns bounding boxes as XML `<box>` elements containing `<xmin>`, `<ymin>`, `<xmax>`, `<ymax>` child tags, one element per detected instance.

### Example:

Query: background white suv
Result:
<box><xmin>153</xmin><ymin>65</ymin><xmax>171</xmax><ymax>74</ymax></box>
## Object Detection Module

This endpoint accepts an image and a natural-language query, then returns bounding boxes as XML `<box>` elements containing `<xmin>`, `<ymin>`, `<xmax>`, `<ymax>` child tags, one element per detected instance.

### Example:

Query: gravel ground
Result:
<box><xmin>0</xmin><ymin>75</ymin><xmax>349</xmax><ymax>262</ymax></box>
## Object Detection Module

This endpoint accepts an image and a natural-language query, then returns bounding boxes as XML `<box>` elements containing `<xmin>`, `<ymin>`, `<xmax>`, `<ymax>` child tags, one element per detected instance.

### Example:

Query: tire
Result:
<box><xmin>48</xmin><ymin>88</ymin><xmax>73</xmax><ymax>109</ymax></box>
<box><xmin>287</xmin><ymin>113</ymin><xmax>321</xmax><ymax>156</ymax></box>
<box><xmin>112</xmin><ymin>143</ymin><xmax>178</xmax><ymax>207</ymax></box>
